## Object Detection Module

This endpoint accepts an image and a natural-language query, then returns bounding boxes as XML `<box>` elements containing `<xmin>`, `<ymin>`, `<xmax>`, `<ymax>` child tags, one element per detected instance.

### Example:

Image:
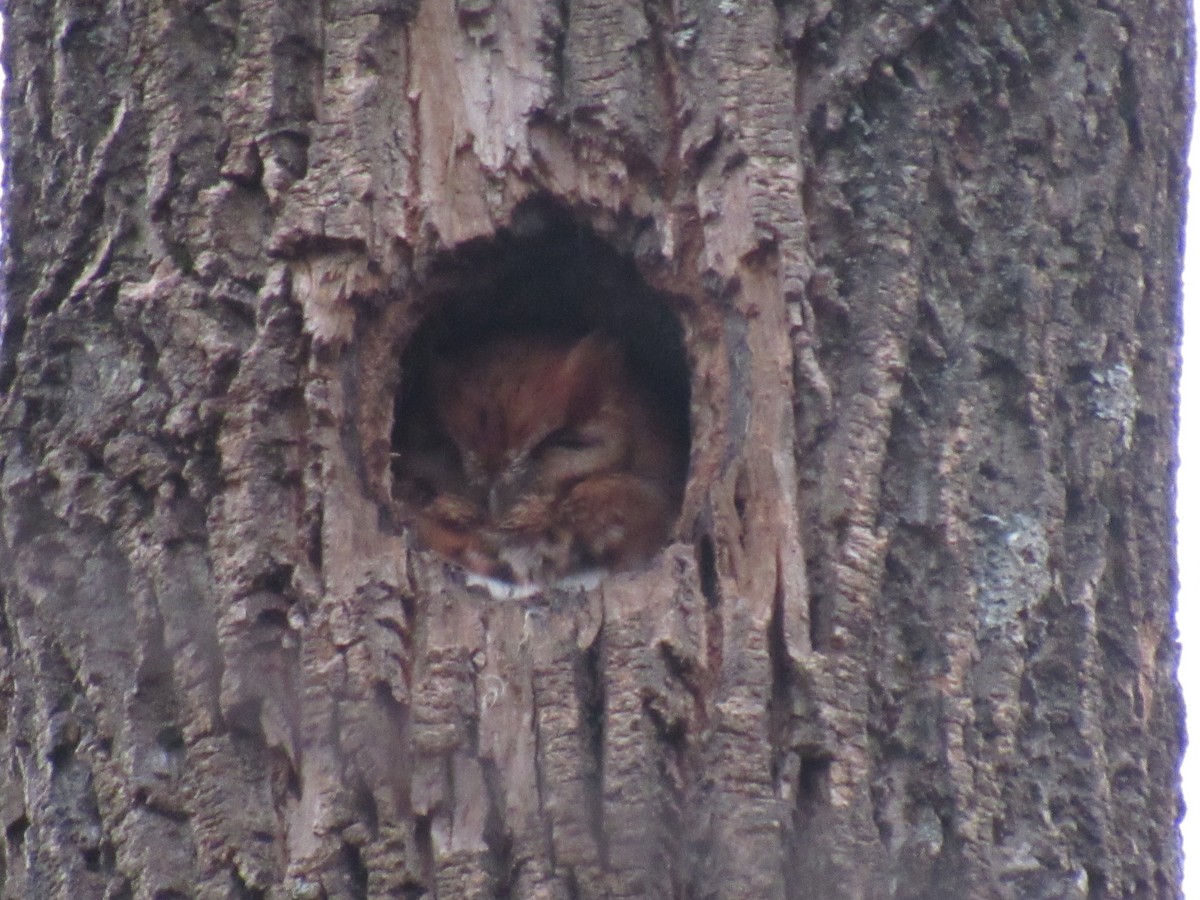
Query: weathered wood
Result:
<box><xmin>0</xmin><ymin>0</ymin><xmax>1187</xmax><ymax>896</ymax></box>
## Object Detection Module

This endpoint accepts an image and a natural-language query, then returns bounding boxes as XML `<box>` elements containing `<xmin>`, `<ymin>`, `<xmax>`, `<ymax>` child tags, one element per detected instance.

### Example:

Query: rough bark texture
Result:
<box><xmin>0</xmin><ymin>0</ymin><xmax>1189</xmax><ymax>897</ymax></box>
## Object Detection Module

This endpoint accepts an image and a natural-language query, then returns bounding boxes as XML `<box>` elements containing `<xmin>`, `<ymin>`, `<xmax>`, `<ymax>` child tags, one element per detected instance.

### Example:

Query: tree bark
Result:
<box><xmin>0</xmin><ymin>0</ymin><xmax>1188</xmax><ymax>897</ymax></box>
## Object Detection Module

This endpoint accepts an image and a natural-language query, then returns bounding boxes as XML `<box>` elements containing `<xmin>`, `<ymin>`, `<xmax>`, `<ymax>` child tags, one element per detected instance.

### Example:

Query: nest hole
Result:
<box><xmin>391</xmin><ymin>206</ymin><xmax>691</xmax><ymax>591</ymax></box>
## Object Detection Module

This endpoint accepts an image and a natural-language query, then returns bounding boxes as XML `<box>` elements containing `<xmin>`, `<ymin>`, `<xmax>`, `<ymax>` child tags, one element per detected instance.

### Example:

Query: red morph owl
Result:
<box><xmin>396</xmin><ymin>333</ymin><xmax>686</xmax><ymax>593</ymax></box>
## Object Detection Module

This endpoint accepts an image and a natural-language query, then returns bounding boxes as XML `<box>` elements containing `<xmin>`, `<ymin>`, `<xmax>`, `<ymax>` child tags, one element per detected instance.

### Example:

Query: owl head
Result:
<box><xmin>431</xmin><ymin>334</ymin><xmax>632</xmax><ymax>520</ymax></box>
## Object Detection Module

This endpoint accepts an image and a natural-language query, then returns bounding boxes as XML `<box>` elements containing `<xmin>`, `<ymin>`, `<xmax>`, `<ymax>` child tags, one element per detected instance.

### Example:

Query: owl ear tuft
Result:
<box><xmin>559</xmin><ymin>335</ymin><xmax>621</xmax><ymax>422</ymax></box>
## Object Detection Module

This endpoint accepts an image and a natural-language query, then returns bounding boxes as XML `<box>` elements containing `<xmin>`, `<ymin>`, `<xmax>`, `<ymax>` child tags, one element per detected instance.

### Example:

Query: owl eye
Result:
<box><xmin>538</xmin><ymin>428</ymin><xmax>596</xmax><ymax>452</ymax></box>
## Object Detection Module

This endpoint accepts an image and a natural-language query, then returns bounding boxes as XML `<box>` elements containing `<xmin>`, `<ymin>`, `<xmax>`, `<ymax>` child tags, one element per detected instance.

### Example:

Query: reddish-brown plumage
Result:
<box><xmin>396</xmin><ymin>332</ymin><xmax>686</xmax><ymax>588</ymax></box>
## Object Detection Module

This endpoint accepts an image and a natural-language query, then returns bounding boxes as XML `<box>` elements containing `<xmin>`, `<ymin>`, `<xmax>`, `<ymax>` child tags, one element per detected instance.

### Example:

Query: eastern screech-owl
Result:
<box><xmin>396</xmin><ymin>332</ymin><xmax>686</xmax><ymax>590</ymax></box>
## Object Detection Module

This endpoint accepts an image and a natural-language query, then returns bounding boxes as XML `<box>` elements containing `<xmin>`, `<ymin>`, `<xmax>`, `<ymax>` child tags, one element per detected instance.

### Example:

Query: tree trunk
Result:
<box><xmin>0</xmin><ymin>0</ymin><xmax>1188</xmax><ymax>896</ymax></box>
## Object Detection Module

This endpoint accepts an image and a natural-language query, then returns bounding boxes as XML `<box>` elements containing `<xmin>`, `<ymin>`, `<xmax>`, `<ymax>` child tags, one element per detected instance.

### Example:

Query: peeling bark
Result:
<box><xmin>0</xmin><ymin>0</ymin><xmax>1188</xmax><ymax>897</ymax></box>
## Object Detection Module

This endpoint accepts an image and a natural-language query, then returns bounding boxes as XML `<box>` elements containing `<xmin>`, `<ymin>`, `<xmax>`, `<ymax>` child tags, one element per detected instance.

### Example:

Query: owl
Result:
<box><xmin>395</xmin><ymin>332</ymin><xmax>686</xmax><ymax>591</ymax></box>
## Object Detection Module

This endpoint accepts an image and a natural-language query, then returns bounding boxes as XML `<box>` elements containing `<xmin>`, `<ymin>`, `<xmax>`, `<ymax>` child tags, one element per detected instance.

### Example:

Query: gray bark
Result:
<box><xmin>0</xmin><ymin>0</ymin><xmax>1188</xmax><ymax>897</ymax></box>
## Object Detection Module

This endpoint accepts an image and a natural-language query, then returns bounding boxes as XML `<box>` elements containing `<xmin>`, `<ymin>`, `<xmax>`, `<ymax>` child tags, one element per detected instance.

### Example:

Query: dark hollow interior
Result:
<box><xmin>391</xmin><ymin>202</ymin><xmax>692</xmax><ymax>518</ymax></box>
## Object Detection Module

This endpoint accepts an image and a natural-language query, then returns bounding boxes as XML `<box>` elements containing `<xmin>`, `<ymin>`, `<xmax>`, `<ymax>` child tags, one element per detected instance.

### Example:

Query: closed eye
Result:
<box><xmin>538</xmin><ymin>428</ymin><xmax>596</xmax><ymax>452</ymax></box>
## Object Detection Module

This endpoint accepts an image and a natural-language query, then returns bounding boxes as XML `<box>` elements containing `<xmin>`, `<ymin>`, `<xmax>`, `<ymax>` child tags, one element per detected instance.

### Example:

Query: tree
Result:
<box><xmin>0</xmin><ymin>0</ymin><xmax>1188</xmax><ymax>896</ymax></box>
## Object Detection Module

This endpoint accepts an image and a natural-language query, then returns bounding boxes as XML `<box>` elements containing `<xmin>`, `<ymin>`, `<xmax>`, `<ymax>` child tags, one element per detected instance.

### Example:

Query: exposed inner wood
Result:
<box><xmin>0</xmin><ymin>0</ymin><xmax>1186</xmax><ymax>896</ymax></box>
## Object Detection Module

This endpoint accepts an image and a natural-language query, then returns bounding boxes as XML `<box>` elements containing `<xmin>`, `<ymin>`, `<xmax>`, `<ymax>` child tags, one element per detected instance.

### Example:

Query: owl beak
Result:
<box><xmin>489</xmin><ymin>463</ymin><xmax>534</xmax><ymax>520</ymax></box>
<box><xmin>489</xmin><ymin>477</ymin><xmax>527</xmax><ymax>519</ymax></box>
<box><xmin>487</xmin><ymin>483</ymin><xmax>507</xmax><ymax>519</ymax></box>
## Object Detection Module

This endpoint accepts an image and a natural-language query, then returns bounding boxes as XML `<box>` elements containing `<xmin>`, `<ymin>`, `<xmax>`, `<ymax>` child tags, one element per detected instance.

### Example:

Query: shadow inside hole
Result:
<box><xmin>391</xmin><ymin>204</ymin><xmax>691</xmax><ymax>588</ymax></box>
